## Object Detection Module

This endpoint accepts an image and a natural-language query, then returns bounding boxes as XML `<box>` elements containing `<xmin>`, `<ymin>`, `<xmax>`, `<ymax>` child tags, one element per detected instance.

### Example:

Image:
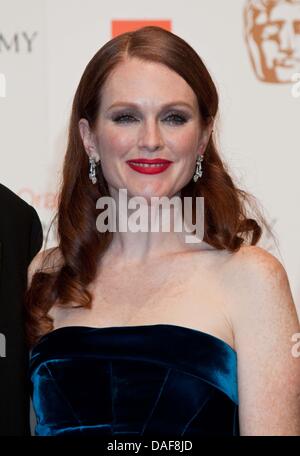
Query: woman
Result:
<box><xmin>26</xmin><ymin>26</ymin><xmax>300</xmax><ymax>436</ymax></box>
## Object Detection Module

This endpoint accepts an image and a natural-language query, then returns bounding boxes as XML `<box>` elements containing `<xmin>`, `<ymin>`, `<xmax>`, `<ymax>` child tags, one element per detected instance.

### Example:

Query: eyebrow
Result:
<box><xmin>107</xmin><ymin>101</ymin><xmax>195</xmax><ymax>111</ymax></box>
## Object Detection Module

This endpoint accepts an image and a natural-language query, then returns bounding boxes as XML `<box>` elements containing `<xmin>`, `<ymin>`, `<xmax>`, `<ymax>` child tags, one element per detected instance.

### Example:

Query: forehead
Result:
<box><xmin>100</xmin><ymin>58</ymin><xmax>198</xmax><ymax>108</ymax></box>
<box><xmin>255</xmin><ymin>3</ymin><xmax>300</xmax><ymax>23</ymax></box>
<box><xmin>270</xmin><ymin>3</ymin><xmax>300</xmax><ymax>19</ymax></box>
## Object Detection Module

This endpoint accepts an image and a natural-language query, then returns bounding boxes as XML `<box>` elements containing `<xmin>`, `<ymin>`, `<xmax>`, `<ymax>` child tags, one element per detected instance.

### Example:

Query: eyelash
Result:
<box><xmin>112</xmin><ymin>112</ymin><xmax>188</xmax><ymax>125</ymax></box>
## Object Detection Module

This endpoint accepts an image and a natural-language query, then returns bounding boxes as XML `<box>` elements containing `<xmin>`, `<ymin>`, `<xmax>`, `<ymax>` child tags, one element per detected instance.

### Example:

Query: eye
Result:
<box><xmin>112</xmin><ymin>112</ymin><xmax>188</xmax><ymax>125</ymax></box>
<box><xmin>262</xmin><ymin>21</ymin><xmax>284</xmax><ymax>39</ymax></box>
<box><xmin>164</xmin><ymin>113</ymin><xmax>187</xmax><ymax>125</ymax></box>
<box><xmin>112</xmin><ymin>114</ymin><xmax>137</xmax><ymax>123</ymax></box>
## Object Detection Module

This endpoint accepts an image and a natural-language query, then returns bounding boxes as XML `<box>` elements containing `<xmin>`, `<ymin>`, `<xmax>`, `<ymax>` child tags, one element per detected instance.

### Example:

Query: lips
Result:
<box><xmin>126</xmin><ymin>158</ymin><xmax>172</xmax><ymax>164</ymax></box>
<box><xmin>126</xmin><ymin>158</ymin><xmax>173</xmax><ymax>175</ymax></box>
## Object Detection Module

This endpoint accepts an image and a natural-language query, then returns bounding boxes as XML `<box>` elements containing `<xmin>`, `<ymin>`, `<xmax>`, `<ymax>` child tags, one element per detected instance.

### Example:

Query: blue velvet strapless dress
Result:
<box><xmin>29</xmin><ymin>324</ymin><xmax>239</xmax><ymax>436</ymax></box>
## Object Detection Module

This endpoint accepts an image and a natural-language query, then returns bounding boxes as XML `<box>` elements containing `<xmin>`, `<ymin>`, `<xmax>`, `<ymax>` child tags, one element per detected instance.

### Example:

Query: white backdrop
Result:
<box><xmin>0</xmin><ymin>0</ymin><xmax>300</xmax><ymax>312</ymax></box>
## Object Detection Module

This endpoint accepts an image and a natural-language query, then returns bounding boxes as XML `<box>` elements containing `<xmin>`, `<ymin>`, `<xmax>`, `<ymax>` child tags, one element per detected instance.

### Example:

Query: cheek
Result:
<box><xmin>262</xmin><ymin>41</ymin><xmax>278</xmax><ymax>55</ymax></box>
<box><xmin>168</xmin><ymin>129</ymin><xmax>199</xmax><ymax>156</ymax></box>
<box><xmin>98</xmin><ymin>127</ymin><xmax>135</xmax><ymax>157</ymax></box>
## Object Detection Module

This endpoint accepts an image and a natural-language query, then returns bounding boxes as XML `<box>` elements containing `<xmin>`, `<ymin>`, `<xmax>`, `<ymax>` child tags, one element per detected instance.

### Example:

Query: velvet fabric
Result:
<box><xmin>29</xmin><ymin>324</ymin><xmax>239</xmax><ymax>436</ymax></box>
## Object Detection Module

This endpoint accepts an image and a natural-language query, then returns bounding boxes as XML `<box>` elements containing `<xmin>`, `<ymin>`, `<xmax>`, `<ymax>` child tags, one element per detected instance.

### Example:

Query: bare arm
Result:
<box><xmin>228</xmin><ymin>246</ymin><xmax>300</xmax><ymax>435</ymax></box>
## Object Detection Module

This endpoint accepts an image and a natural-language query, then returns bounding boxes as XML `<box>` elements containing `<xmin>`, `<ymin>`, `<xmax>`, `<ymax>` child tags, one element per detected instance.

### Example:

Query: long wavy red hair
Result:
<box><xmin>25</xmin><ymin>26</ymin><xmax>273</xmax><ymax>348</ymax></box>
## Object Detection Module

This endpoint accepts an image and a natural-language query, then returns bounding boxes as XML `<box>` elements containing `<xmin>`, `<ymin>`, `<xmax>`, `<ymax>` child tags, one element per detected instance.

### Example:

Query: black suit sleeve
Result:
<box><xmin>28</xmin><ymin>205</ymin><xmax>43</xmax><ymax>264</ymax></box>
<box><xmin>0</xmin><ymin>184</ymin><xmax>43</xmax><ymax>436</ymax></box>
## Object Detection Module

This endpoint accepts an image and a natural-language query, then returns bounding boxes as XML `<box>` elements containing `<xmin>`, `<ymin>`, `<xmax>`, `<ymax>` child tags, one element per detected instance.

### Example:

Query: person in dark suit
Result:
<box><xmin>0</xmin><ymin>183</ymin><xmax>43</xmax><ymax>436</ymax></box>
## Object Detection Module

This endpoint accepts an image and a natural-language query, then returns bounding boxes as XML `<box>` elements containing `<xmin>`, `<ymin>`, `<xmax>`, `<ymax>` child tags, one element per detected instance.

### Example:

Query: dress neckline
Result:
<box><xmin>36</xmin><ymin>323</ymin><xmax>236</xmax><ymax>355</ymax></box>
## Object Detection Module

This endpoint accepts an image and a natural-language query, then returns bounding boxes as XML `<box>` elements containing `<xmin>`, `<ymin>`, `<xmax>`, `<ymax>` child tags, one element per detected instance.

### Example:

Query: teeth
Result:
<box><xmin>129</xmin><ymin>162</ymin><xmax>167</xmax><ymax>167</ymax></box>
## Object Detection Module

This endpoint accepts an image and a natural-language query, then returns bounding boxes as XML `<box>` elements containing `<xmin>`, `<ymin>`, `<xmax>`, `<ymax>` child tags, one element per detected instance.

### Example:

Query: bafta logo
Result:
<box><xmin>244</xmin><ymin>0</ymin><xmax>300</xmax><ymax>83</ymax></box>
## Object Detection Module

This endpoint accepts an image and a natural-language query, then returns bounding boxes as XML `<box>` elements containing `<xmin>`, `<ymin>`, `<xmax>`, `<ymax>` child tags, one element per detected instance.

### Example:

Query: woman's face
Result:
<box><xmin>79</xmin><ymin>57</ymin><xmax>212</xmax><ymax>200</ymax></box>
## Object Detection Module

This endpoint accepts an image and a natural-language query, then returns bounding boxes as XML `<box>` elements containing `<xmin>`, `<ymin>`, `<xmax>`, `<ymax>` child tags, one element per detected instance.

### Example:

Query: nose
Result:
<box><xmin>279</xmin><ymin>22</ymin><xmax>296</xmax><ymax>54</ymax></box>
<box><xmin>137</xmin><ymin>118</ymin><xmax>163</xmax><ymax>152</ymax></box>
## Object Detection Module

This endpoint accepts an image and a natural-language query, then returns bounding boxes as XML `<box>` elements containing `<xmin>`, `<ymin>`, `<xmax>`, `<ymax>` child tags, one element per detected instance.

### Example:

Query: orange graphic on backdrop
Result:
<box><xmin>112</xmin><ymin>20</ymin><xmax>171</xmax><ymax>37</ymax></box>
<box><xmin>244</xmin><ymin>0</ymin><xmax>300</xmax><ymax>83</ymax></box>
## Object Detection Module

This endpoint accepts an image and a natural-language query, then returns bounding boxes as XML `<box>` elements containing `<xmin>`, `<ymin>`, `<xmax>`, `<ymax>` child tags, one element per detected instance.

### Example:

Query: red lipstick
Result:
<box><xmin>126</xmin><ymin>158</ymin><xmax>173</xmax><ymax>175</ymax></box>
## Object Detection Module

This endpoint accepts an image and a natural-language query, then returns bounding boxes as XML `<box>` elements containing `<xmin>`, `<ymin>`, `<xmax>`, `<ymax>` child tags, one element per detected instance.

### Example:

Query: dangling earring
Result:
<box><xmin>89</xmin><ymin>156</ymin><xmax>99</xmax><ymax>184</ymax></box>
<box><xmin>193</xmin><ymin>154</ymin><xmax>204</xmax><ymax>182</ymax></box>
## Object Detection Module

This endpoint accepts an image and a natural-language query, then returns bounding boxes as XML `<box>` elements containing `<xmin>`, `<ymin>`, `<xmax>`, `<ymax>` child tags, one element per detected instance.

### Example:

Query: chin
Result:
<box><xmin>126</xmin><ymin>185</ymin><xmax>168</xmax><ymax>200</ymax></box>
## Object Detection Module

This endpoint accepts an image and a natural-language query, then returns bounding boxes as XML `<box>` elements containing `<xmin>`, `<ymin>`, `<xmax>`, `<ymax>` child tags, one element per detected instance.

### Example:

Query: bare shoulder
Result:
<box><xmin>223</xmin><ymin>245</ymin><xmax>290</xmax><ymax>298</ymax></box>
<box><xmin>27</xmin><ymin>246</ymin><xmax>63</xmax><ymax>287</ymax></box>
<box><xmin>227</xmin><ymin>244</ymin><xmax>285</xmax><ymax>271</ymax></box>
<box><xmin>222</xmin><ymin>244</ymin><xmax>298</xmax><ymax>335</ymax></box>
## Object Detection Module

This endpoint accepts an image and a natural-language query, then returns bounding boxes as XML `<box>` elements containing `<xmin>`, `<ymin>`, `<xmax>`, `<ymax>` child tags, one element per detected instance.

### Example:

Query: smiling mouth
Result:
<box><xmin>275</xmin><ymin>58</ymin><xmax>300</xmax><ymax>67</ymax></box>
<box><xmin>128</xmin><ymin>162</ymin><xmax>167</xmax><ymax>168</ymax></box>
<box><xmin>126</xmin><ymin>161</ymin><xmax>172</xmax><ymax>174</ymax></box>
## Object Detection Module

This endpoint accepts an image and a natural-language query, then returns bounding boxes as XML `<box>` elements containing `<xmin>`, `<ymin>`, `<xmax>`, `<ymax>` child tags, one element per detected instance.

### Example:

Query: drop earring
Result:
<box><xmin>89</xmin><ymin>156</ymin><xmax>98</xmax><ymax>184</ymax></box>
<box><xmin>193</xmin><ymin>154</ymin><xmax>204</xmax><ymax>182</ymax></box>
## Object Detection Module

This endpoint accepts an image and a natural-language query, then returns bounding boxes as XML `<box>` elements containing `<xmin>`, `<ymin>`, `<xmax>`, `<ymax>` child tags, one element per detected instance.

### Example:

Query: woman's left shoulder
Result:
<box><xmin>222</xmin><ymin>244</ymin><xmax>298</xmax><ymax>330</ymax></box>
<box><xmin>226</xmin><ymin>244</ymin><xmax>288</xmax><ymax>288</ymax></box>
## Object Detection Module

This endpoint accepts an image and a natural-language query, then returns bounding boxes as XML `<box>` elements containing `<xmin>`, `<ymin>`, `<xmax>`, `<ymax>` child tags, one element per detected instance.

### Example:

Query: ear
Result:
<box><xmin>198</xmin><ymin>118</ymin><xmax>214</xmax><ymax>155</ymax></box>
<box><xmin>78</xmin><ymin>118</ymin><xmax>101</xmax><ymax>162</ymax></box>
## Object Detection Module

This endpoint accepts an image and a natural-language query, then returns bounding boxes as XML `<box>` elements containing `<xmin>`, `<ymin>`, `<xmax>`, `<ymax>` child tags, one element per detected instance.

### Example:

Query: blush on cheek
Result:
<box><xmin>104</xmin><ymin>129</ymin><xmax>135</xmax><ymax>152</ymax></box>
<box><xmin>173</xmin><ymin>141</ymin><xmax>199</xmax><ymax>158</ymax></box>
